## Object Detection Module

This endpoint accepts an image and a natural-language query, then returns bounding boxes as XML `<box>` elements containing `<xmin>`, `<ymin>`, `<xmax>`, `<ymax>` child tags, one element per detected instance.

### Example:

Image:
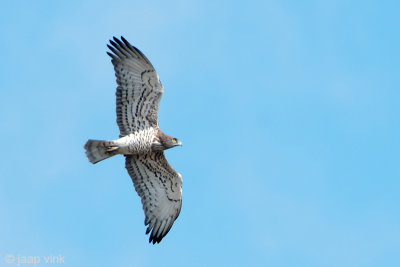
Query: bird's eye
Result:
<box><xmin>172</xmin><ymin>138</ymin><xmax>177</xmax><ymax>143</ymax></box>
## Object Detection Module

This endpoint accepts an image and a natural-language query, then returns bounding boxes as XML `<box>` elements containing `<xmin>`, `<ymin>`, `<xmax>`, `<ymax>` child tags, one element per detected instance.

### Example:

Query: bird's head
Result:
<box><xmin>153</xmin><ymin>132</ymin><xmax>182</xmax><ymax>151</ymax></box>
<box><xmin>163</xmin><ymin>136</ymin><xmax>182</xmax><ymax>150</ymax></box>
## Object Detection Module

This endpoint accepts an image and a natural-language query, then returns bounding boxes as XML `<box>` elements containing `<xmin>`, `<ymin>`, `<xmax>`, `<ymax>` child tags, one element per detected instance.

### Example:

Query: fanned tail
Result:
<box><xmin>84</xmin><ymin>140</ymin><xmax>119</xmax><ymax>164</ymax></box>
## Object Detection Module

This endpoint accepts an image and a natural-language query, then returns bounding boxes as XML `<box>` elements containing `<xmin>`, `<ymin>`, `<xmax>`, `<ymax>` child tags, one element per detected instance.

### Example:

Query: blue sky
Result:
<box><xmin>1</xmin><ymin>1</ymin><xmax>399</xmax><ymax>266</ymax></box>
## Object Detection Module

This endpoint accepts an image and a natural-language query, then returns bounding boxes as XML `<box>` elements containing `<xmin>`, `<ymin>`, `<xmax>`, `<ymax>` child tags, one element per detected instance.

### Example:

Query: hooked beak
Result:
<box><xmin>177</xmin><ymin>140</ymin><xmax>183</xmax><ymax>147</ymax></box>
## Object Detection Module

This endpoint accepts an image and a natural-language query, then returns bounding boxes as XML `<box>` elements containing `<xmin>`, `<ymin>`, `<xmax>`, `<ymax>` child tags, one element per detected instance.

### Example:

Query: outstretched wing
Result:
<box><xmin>125</xmin><ymin>152</ymin><xmax>182</xmax><ymax>244</ymax></box>
<box><xmin>107</xmin><ymin>37</ymin><xmax>163</xmax><ymax>136</ymax></box>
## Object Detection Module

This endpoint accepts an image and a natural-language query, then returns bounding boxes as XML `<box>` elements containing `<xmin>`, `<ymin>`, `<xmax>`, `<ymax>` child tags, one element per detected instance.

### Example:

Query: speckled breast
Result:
<box><xmin>116</xmin><ymin>127</ymin><xmax>157</xmax><ymax>154</ymax></box>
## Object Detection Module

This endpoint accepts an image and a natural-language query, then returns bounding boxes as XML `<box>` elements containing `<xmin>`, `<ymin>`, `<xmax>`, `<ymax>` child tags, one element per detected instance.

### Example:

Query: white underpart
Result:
<box><xmin>114</xmin><ymin>127</ymin><xmax>156</xmax><ymax>154</ymax></box>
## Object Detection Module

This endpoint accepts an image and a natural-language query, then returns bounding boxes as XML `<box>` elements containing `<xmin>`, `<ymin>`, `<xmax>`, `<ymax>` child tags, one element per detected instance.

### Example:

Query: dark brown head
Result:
<box><xmin>152</xmin><ymin>131</ymin><xmax>182</xmax><ymax>151</ymax></box>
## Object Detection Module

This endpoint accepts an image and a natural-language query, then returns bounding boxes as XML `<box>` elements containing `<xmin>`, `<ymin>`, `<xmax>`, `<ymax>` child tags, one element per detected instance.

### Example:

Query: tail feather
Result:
<box><xmin>84</xmin><ymin>139</ymin><xmax>119</xmax><ymax>164</ymax></box>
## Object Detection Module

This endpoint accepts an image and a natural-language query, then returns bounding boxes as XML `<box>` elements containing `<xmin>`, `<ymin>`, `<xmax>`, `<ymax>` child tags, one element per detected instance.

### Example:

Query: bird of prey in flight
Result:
<box><xmin>84</xmin><ymin>37</ymin><xmax>183</xmax><ymax>244</ymax></box>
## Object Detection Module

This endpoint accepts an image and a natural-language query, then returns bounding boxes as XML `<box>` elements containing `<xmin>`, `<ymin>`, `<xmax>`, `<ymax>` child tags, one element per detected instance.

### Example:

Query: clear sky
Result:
<box><xmin>1</xmin><ymin>1</ymin><xmax>399</xmax><ymax>266</ymax></box>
